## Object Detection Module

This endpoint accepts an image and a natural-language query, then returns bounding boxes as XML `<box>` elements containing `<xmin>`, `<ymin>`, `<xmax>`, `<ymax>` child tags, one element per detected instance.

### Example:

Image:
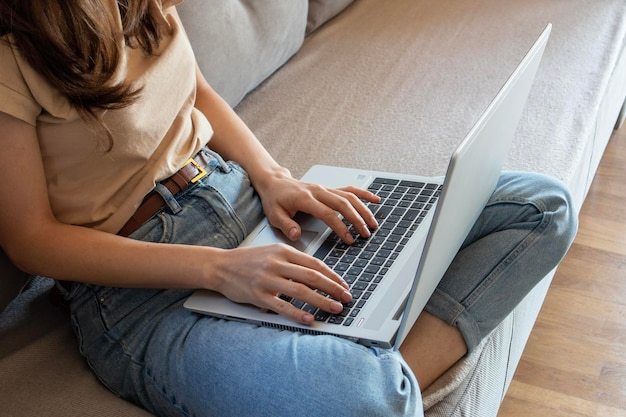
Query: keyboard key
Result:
<box><xmin>371</xmin><ymin>257</ymin><xmax>386</xmax><ymax>266</ymax></box>
<box><xmin>338</xmin><ymin>307</ymin><xmax>351</xmax><ymax>317</ymax></box>
<box><xmin>365</xmin><ymin>265</ymin><xmax>380</xmax><ymax>274</ymax></box>
<box><xmin>391</xmin><ymin>207</ymin><xmax>406</xmax><ymax>217</ymax></box>
<box><xmin>351</xmin><ymin>290</ymin><xmax>364</xmax><ymax>299</ymax></box>
<box><xmin>359</xmin><ymin>273</ymin><xmax>374</xmax><ymax>282</ymax></box>
<box><xmin>373</xmin><ymin>177</ymin><xmax>400</xmax><ymax>185</ymax></box>
<box><xmin>313</xmin><ymin>240</ymin><xmax>334</xmax><ymax>260</ymax></box>
<box><xmin>374</xmin><ymin>205</ymin><xmax>392</xmax><ymax>220</ymax></box>
<box><xmin>400</xmin><ymin>180</ymin><xmax>425</xmax><ymax>188</ymax></box>
<box><xmin>348</xmin><ymin>267</ymin><xmax>364</xmax><ymax>276</ymax></box>
<box><xmin>325</xmin><ymin>257</ymin><xmax>339</xmax><ymax>266</ymax></box>
<box><xmin>358</xmin><ymin>251</ymin><xmax>374</xmax><ymax>260</ymax></box>
<box><xmin>352</xmin><ymin>281</ymin><xmax>368</xmax><ymax>291</ymax></box>
<box><xmin>353</xmin><ymin>259</ymin><xmax>368</xmax><ymax>268</ymax></box>
<box><xmin>347</xmin><ymin>247</ymin><xmax>363</xmax><ymax>256</ymax></box>
<box><xmin>302</xmin><ymin>304</ymin><xmax>318</xmax><ymax>314</ymax></box>
<box><xmin>314</xmin><ymin>310</ymin><xmax>331</xmax><ymax>322</ymax></box>
<box><xmin>403</xmin><ymin>209</ymin><xmax>420</xmax><ymax>221</ymax></box>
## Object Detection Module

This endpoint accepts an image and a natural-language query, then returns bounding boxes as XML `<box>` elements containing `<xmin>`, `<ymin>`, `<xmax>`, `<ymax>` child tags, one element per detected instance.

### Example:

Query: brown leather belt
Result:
<box><xmin>117</xmin><ymin>151</ymin><xmax>212</xmax><ymax>237</ymax></box>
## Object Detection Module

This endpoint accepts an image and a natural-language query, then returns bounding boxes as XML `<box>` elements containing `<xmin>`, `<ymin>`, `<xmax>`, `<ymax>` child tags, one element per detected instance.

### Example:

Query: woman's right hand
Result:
<box><xmin>212</xmin><ymin>244</ymin><xmax>353</xmax><ymax>325</ymax></box>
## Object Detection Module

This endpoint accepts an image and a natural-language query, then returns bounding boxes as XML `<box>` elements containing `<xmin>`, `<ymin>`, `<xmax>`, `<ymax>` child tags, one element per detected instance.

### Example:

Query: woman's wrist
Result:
<box><xmin>247</xmin><ymin>163</ymin><xmax>293</xmax><ymax>199</ymax></box>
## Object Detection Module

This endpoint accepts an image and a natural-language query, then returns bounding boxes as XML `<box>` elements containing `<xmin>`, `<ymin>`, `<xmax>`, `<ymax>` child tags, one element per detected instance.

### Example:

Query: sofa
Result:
<box><xmin>2</xmin><ymin>0</ymin><xmax>626</xmax><ymax>416</ymax></box>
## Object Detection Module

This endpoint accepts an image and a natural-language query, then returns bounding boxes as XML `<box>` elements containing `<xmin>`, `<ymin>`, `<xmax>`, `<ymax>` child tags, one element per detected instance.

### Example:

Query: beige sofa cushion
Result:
<box><xmin>306</xmin><ymin>0</ymin><xmax>355</xmax><ymax>34</ymax></box>
<box><xmin>177</xmin><ymin>0</ymin><xmax>308</xmax><ymax>107</ymax></box>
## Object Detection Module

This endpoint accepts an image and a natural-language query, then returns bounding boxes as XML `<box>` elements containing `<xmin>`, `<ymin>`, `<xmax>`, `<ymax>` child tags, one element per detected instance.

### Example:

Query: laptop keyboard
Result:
<box><xmin>280</xmin><ymin>177</ymin><xmax>442</xmax><ymax>327</ymax></box>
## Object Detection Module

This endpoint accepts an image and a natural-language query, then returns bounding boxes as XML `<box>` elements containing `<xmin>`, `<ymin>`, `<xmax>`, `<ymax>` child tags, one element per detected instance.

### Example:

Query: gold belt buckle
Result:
<box><xmin>186</xmin><ymin>158</ymin><xmax>208</xmax><ymax>183</ymax></box>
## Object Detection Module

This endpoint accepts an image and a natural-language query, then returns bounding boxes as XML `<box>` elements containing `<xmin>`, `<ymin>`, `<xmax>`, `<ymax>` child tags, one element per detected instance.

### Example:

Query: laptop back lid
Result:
<box><xmin>393</xmin><ymin>24</ymin><xmax>552</xmax><ymax>349</ymax></box>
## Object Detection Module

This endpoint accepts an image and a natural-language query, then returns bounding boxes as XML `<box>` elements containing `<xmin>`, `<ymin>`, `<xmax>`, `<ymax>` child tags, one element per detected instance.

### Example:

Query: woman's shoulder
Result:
<box><xmin>0</xmin><ymin>34</ymin><xmax>79</xmax><ymax>126</ymax></box>
<box><xmin>163</xmin><ymin>0</ymin><xmax>184</xmax><ymax>8</ymax></box>
<box><xmin>0</xmin><ymin>35</ymin><xmax>41</xmax><ymax>126</ymax></box>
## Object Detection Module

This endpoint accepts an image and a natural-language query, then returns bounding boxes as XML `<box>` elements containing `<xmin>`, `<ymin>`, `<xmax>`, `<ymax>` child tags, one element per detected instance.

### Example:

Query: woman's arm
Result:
<box><xmin>193</xmin><ymin>67</ymin><xmax>380</xmax><ymax>243</ymax></box>
<box><xmin>166</xmin><ymin>1</ymin><xmax>379</xmax><ymax>243</ymax></box>
<box><xmin>0</xmin><ymin>112</ymin><xmax>350</xmax><ymax>324</ymax></box>
<box><xmin>0</xmin><ymin>111</ymin><xmax>216</xmax><ymax>289</ymax></box>
<box><xmin>0</xmin><ymin>5</ymin><xmax>377</xmax><ymax>325</ymax></box>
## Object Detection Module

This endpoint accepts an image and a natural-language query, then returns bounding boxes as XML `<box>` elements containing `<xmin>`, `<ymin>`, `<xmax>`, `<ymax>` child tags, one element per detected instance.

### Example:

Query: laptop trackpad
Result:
<box><xmin>251</xmin><ymin>224</ymin><xmax>319</xmax><ymax>252</ymax></box>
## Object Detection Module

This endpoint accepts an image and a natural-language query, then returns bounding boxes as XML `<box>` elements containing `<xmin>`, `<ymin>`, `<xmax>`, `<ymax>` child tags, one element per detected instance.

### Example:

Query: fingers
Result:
<box><xmin>266</xmin><ymin>280</ymin><xmax>349</xmax><ymax>325</ymax></box>
<box><xmin>317</xmin><ymin>186</ymin><xmax>380</xmax><ymax>244</ymax></box>
<box><xmin>270</xmin><ymin>183</ymin><xmax>381</xmax><ymax>244</ymax></box>
<box><xmin>254</xmin><ymin>245</ymin><xmax>353</xmax><ymax>325</ymax></box>
<box><xmin>331</xmin><ymin>186</ymin><xmax>380</xmax><ymax>239</ymax></box>
<box><xmin>269</xmin><ymin>206</ymin><xmax>302</xmax><ymax>241</ymax></box>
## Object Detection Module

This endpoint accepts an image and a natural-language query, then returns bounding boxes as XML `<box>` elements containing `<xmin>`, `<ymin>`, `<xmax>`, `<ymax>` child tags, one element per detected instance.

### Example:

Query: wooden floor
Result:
<box><xmin>498</xmin><ymin>124</ymin><xmax>626</xmax><ymax>416</ymax></box>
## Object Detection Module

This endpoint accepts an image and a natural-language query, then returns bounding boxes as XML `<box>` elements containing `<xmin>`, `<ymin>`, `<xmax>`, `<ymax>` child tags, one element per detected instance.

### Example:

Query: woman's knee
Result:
<box><xmin>494</xmin><ymin>171</ymin><xmax>578</xmax><ymax>251</ymax></box>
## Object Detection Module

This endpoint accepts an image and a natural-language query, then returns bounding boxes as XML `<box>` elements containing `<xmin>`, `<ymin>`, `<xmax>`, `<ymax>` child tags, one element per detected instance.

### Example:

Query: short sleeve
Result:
<box><xmin>162</xmin><ymin>0</ymin><xmax>184</xmax><ymax>8</ymax></box>
<box><xmin>0</xmin><ymin>37</ymin><xmax>42</xmax><ymax>126</ymax></box>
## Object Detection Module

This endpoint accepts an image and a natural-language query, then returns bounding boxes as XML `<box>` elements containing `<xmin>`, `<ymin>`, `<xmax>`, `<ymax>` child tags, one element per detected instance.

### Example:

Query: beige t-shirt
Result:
<box><xmin>0</xmin><ymin>0</ymin><xmax>213</xmax><ymax>233</ymax></box>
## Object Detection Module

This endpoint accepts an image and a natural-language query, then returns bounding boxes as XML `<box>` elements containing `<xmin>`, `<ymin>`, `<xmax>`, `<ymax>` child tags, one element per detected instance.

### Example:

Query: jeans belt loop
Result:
<box><xmin>117</xmin><ymin>150</ymin><xmax>212</xmax><ymax>237</ymax></box>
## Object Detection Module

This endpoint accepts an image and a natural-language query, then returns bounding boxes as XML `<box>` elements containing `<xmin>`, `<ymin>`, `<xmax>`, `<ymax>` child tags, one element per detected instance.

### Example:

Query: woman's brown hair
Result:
<box><xmin>0</xmin><ymin>0</ymin><xmax>166</xmax><ymax>150</ymax></box>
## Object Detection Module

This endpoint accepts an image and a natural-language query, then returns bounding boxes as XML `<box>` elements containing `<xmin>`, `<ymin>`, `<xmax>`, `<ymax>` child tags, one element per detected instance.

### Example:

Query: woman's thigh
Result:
<box><xmin>68</xmin><ymin>159</ymin><xmax>421</xmax><ymax>417</ymax></box>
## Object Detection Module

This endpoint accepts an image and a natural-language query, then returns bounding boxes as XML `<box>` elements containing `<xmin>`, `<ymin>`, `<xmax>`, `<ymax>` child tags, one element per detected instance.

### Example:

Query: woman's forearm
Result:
<box><xmin>192</xmin><ymin>66</ymin><xmax>293</xmax><ymax>194</ymax></box>
<box><xmin>12</xmin><ymin>221</ymin><xmax>221</xmax><ymax>289</ymax></box>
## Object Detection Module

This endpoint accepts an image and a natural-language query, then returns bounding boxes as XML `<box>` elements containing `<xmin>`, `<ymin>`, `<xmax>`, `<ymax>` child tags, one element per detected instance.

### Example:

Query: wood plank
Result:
<box><xmin>498</xmin><ymin>126</ymin><xmax>626</xmax><ymax>416</ymax></box>
<box><xmin>501</xmin><ymin>380</ymin><xmax>626</xmax><ymax>417</ymax></box>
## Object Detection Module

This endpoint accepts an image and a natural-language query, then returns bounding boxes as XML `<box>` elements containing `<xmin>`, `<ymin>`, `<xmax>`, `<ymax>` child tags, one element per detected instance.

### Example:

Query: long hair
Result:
<box><xmin>0</xmin><ymin>0</ymin><xmax>165</xmax><ymax>150</ymax></box>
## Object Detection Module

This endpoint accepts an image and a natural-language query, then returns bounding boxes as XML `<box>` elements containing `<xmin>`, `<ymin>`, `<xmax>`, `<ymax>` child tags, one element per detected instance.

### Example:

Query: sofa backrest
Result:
<box><xmin>177</xmin><ymin>0</ymin><xmax>355</xmax><ymax>108</ymax></box>
<box><xmin>177</xmin><ymin>0</ymin><xmax>309</xmax><ymax>108</ymax></box>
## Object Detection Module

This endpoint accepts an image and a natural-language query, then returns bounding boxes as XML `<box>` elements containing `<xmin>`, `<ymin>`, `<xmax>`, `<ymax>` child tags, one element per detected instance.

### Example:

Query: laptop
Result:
<box><xmin>184</xmin><ymin>25</ymin><xmax>551</xmax><ymax>350</ymax></box>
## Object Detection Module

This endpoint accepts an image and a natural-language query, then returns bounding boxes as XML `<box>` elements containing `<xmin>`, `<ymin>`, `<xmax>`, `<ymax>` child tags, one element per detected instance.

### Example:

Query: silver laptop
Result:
<box><xmin>184</xmin><ymin>25</ymin><xmax>551</xmax><ymax>349</ymax></box>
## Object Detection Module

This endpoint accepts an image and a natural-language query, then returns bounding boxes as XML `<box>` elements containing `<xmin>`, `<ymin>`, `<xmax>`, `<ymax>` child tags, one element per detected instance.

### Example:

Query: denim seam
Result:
<box><xmin>202</xmin><ymin>177</ymin><xmax>250</xmax><ymax>242</ymax></box>
<box><xmin>143</xmin><ymin>366</ymin><xmax>191</xmax><ymax>417</ymax></box>
<box><xmin>461</xmin><ymin>210</ymin><xmax>551</xmax><ymax>311</ymax></box>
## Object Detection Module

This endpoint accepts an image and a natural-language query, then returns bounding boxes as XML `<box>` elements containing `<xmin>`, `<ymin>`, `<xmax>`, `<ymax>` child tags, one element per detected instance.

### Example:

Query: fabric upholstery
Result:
<box><xmin>176</xmin><ymin>0</ymin><xmax>308</xmax><ymax>107</ymax></box>
<box><xmin>2</xmin><ymin>0</ymin><xmax>626</xmax><ymax>416</ymax></box>
<box><xmin>306</xmin><ymin>0</ymin><xmax>355</xmax><ymax>34</ymax></box>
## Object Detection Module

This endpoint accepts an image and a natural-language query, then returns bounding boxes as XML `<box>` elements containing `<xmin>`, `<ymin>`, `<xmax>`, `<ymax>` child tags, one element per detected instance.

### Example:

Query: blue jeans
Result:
<box><xmin>65</xmin><ymin>151</ymin><xmax>577</xmax><ymax>417</ymax></box>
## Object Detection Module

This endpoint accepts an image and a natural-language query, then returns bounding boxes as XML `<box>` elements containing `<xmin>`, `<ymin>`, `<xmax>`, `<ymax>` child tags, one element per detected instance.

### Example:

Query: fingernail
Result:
<box><xmin>341</xmin><ymin>291</ymin><xmax>353</xmax><ymax>303</ymax></box>
<box><xmin>288</xmin><ymin>227</ymin><xmax>299</xmax><ymax>240</ymax></box>
<box><xmin>344</xmin><ymin>231</ymin><xmax>354</xmax><ymax>243</ymax></box>
<box><xmin>370</xmin><ymin>216</ymin><xmax>379</xmax><ymax>228</ymax></box>
<box><xmin>331</xmin><ymin>301</ymin><xmax>344</xmax><ymax>313</ymax></box>
<box><xmin>302</xmin><ymin>314</ymin><xmax>313</xmax><ymax>325</ymax></box>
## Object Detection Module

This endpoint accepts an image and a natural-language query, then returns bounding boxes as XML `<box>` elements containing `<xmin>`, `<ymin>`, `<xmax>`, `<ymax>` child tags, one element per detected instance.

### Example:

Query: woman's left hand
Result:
<box><xmin>254</xmin><ymin>170</ymin><xmax>381</xmax><ymax>244</ymax></box>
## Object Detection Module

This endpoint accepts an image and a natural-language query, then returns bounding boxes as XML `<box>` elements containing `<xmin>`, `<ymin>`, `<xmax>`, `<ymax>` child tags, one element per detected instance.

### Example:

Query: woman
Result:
<box><xmin>0</xmin><ymin>1</ymin><xmax>577</xmax><ymax>416</ymax></box>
